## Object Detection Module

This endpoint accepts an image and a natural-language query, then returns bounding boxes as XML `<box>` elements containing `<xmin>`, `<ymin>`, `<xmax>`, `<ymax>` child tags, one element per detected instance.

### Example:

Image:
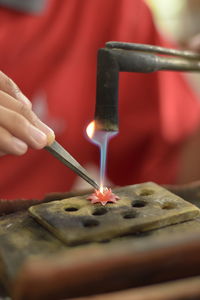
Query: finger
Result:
<box><xmin>0</xmin><ymin>71</ymin><xmax>32</xmax><ymax>108</ymax></box>
<box><xmin>0</xmin><ymin>151</ymin><xmax>6</xmax><ymax>157</ymax></box>
<box><xmin>0</xmin><ymin>90</ymin><xmax>55</xmax><ymax>145</ymax></box>
<box><xmin>0</xmin><ymin>106</ymin><xmax>47</xmax><ymax>149</ymax></box>
<box><xmin>187</xmin><ymin>34</ymin><xmax>200</xmax><ymax>52</ymax></box>
<box><xmin>0</xmin><ymin>126</ymin><xmax>28</xmax><ymax>155</ymax></box>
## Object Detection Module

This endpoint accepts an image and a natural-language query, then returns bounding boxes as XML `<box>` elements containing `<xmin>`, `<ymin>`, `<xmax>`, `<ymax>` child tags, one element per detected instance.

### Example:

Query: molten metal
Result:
<box><xmin>87</xmin><ymin>188</ymin><xmax>119</xmax><ymax>206</ymax></box>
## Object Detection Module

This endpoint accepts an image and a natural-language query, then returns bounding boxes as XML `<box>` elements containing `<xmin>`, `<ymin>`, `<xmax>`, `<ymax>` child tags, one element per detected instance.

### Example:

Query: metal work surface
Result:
<box><xmin>0</xmin><ymin>211</ymin><xmax>66</xmax><ymax>287</ymax></box>
<box><xmin>76</xmin><ymin>276</ymin><xmax>200</xmax><ymax>300</ymax></box>
<box><xmin>29</xmin><ymin>182</ymin><xmax>199</xmax><ymax>246</ymax></box>
<box><xmin>0</xmin><ymin>182</ymin><xmax>200</xmax><ymax>299</ymax></box>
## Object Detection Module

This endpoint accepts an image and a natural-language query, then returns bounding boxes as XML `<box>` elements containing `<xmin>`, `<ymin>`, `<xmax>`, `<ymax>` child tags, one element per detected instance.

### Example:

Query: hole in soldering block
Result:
<box><xmin>139</xmin><ymin>189</ymin><xmax>154</xmax><ymax>196</ymax></box>
<box><xmin>92</xmin><ymin>207</ymin><xmax>108</xmax><ymax>216</ymax></box>
<box><xmin>132</xmin><ymin>200</ymin><xmax>146</xmax><ymax>208</ymax></box>
<box><xmin>82</xmin><ymin>218</ymin><xmax>100</xmax><ymax>228</ymax></box>
<box><xmin>123</xmin><ymin>210</ymin><xmax>137</xmax><ymax>219</ymax></box>
<box><xmin>65</xmin><ymin>207</ymin><xmax>79</xmax><ymax>212</ymax></box>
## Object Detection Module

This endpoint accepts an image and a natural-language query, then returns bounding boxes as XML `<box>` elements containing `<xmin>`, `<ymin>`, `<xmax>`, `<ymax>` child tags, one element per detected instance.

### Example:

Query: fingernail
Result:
<box><xmin>47</xmin><ymin>131</ymin><xmax>55</xmax><ymax>145</ymax></box>
<box><xmin>36</xmin><ymin>120</ymin><xmax>55</xmax><ymax>144</ymax></box>
<box><xmin>37</xmin><ymin>119</ymin><xmax>54</xmax><ymax>134</ymax></box>
<box><xmin>29</xmin><ymin>125</ymin><xmax>47</xmax><ymax>148</ymax></box>
<box><xmin>12</xmin><ymin>137</ymin><xmax>28</xmax><ymax>154</ymax></box>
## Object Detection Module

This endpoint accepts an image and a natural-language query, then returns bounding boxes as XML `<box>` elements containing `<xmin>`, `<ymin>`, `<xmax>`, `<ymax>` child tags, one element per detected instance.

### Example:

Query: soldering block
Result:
<box><xmin>29</xmin><ymin>182</ymin><xmax>200</xmax><ymax>246</ymax></box>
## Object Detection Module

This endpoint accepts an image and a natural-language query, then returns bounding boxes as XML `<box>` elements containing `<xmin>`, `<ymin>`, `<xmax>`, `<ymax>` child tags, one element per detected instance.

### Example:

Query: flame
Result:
<box><xmin>99</xmin><ymin>184</ymin><xmax>104</xmax><ymax>193</ymax></box>
<box><xmin>86</xmin><ymin>121</ymin><xmax>95</xmax><ymax>139</ymax></box>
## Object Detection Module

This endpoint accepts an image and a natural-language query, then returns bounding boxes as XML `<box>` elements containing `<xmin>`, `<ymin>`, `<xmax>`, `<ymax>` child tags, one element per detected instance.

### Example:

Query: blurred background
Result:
<box><xmin>146</xmin><ymin>0</ymin><xmax>200</xmax><ymax>94</ymax></box>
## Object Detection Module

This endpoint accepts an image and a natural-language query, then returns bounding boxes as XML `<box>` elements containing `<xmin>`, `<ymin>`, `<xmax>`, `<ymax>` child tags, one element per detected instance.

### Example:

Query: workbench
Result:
<box><xmin>0</xmin><ymin>182</ymin><xmax>200</xmax><ymax>299</ymax></box>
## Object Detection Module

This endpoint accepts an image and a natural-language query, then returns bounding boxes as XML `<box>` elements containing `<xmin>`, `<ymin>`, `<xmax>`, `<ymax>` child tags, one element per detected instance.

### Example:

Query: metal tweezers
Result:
<box><xmin>45</xmin><ymin>141</ymin><xmax>99</xmax><ymax>190</ymax></box>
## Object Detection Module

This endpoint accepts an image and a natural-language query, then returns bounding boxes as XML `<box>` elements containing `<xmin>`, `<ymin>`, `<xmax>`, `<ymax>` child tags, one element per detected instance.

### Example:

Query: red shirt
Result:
<box><xmin>0</xmin><ymin>0</ymin><xmax>199</xmax><ymax>199</ymax></box>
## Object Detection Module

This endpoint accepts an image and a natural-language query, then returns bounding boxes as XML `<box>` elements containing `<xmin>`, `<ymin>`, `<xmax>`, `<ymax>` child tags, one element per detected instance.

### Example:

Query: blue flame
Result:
<box><xmin>90</xmin><ymin>130</ymin><xmax>117</xmax><ymax>188</ymax></box>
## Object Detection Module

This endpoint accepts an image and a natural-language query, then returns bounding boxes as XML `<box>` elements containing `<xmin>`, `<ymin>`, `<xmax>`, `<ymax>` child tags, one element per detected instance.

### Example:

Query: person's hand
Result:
<box><xmin>187</xmin><ymin>34</ymin><xmax>200</xmax><ymax>52</ymax></box>
<box><xmin>0</xmin><ymin>71</ymin><xmax>55</xmax><ymax>156</ymax></box>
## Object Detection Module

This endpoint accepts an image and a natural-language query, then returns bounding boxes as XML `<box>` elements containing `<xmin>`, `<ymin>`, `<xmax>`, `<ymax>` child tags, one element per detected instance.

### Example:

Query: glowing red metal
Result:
<box><xmin>87</xmin><ymin>188</ymin><xmax>119</xmax><ymax>206</ymax></box>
